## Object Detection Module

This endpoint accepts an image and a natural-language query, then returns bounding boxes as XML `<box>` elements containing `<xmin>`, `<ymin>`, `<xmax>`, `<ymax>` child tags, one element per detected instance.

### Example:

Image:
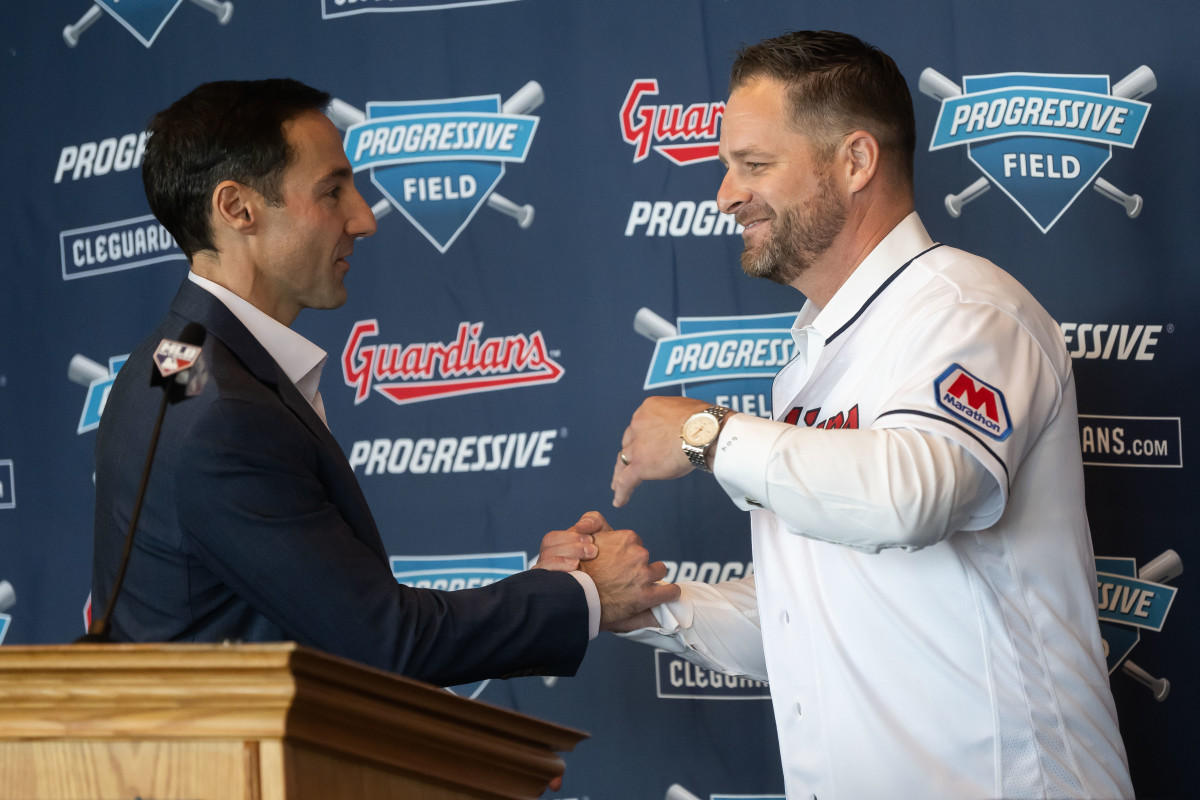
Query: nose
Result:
<box><xmin>349</xmin><ymin>185</ymin><xmax>378</xmax><ymax>238</ymax></box>
<box><xmin>716</xmin><ymin>169</ymin><xmax>748</xmax><ymax>216</ymax></box>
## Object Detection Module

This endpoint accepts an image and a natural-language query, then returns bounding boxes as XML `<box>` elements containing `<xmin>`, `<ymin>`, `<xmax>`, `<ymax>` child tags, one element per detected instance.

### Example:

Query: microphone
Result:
<box><xmin>78</xmin><ymin>323</ymin><xmax>207</xmax><ymax>643</ymax></box>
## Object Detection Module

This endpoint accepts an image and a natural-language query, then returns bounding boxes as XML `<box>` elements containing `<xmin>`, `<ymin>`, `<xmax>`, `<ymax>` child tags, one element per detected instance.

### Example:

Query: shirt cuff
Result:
<box><xmin>712</xmin><ymin>413</ymin><xmax>790</xmax><ymax>511</ymax></box>
<box><xmin>567</xmin><ymin>570</ymin><xmax>601</xmax><ymax>640</ymax></box>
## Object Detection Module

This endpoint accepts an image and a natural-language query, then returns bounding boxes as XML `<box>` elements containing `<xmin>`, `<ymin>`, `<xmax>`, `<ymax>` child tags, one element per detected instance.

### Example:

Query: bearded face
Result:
<box><xmin>738</xmin><ymin>168</ymin><xmax>847</xmax><ymax>286</ymax></box>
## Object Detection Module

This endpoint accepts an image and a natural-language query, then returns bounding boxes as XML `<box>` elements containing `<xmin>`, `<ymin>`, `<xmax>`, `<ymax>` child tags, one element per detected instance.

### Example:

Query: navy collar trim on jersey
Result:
<box><xmin>825</xmin><ymin>243</ymin><xmax>945</xmax><ymax>345</ymax></box>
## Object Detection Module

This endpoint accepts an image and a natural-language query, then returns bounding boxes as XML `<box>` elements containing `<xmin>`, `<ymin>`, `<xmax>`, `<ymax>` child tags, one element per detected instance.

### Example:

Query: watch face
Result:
<box><xmin>682</xmin><ymin>412</ymin><xmax>720</xmax><ymax>446</ymax></box>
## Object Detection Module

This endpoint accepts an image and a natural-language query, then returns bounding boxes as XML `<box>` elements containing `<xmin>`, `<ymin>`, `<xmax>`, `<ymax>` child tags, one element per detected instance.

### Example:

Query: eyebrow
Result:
<box><xmin>316</xmin><ymin>166</ymin><xmax>353</xmax><ymax>186</ymax></box>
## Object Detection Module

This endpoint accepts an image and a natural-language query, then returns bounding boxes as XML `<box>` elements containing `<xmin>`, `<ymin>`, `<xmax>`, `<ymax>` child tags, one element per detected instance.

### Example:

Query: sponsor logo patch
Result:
<box><xmin>934</xmin><ymin>364</ymin><xmax>1012</xmax><ymax>441</ymax></box>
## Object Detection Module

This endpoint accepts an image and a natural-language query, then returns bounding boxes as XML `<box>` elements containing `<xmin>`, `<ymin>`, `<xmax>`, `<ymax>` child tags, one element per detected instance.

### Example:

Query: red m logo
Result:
<box><xmin>946</xmin><ymin>373</ymin><xmax>999</xmax><ymax>422</ymax></box>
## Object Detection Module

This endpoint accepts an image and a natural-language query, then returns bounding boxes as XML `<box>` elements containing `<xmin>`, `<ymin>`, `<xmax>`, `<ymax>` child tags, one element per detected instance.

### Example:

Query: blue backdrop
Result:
<box><xmin>1</xmin><ymin>2</ymin><xmax>1194</xmax><ymax>797</ymax></box>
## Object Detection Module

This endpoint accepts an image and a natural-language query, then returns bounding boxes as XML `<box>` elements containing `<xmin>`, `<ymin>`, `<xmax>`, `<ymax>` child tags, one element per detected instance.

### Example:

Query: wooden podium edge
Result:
<box><xmin>0</xmin><ymin>642</ymin><xmax>588</xmax><ymax>798</ymax></box>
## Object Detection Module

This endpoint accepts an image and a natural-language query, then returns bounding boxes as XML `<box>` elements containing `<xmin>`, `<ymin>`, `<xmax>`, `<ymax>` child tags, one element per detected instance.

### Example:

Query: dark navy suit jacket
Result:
<box><xmin>92</xmin><ymin>280</ymin><xmax>588</xmax><ymax>685</ymax></box>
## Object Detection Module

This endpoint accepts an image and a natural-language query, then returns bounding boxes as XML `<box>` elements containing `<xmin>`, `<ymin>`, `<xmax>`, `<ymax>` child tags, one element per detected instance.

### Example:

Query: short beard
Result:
<box><xmin>739</xmin><ymin>173</ymin><xmax>846</xmax><ymax>286</ymax></box>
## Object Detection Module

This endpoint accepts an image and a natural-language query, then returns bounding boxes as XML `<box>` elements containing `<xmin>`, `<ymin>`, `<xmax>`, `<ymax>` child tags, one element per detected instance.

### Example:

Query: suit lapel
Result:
<box><xmin>166</xmin><ymin>281</ymin><xmax>384</xmax><ymax>552</ymax></box>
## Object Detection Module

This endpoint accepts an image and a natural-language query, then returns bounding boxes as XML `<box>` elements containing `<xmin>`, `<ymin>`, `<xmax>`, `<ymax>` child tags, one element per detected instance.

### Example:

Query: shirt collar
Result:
<box><xmin>187</xmin><ymin>271</ymin><xmax>329</xmax><ymax>403</ymax></box>
<box><xmin>793</xmin><ymin>211</ymin><xmax>935</xmax><ymax>345</ymax></box>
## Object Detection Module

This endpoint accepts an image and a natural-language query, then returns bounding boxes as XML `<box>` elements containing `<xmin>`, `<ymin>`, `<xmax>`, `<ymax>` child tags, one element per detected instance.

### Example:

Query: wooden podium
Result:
<box><xmin>0</xmin><ymin>642</ymin><xmax>587</xmax><ymax>800</ymax></box>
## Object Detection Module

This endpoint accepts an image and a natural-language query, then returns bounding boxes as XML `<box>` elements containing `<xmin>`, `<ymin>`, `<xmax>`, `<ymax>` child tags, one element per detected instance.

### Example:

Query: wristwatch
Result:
<box><xmin>680</xmin><ymin>406</ymin><xmax>730</xmax><ymax>472</ymax></box>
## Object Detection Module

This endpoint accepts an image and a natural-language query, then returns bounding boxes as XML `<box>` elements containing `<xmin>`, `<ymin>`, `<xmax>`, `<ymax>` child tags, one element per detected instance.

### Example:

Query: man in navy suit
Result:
<box><xmin>92</xmin><ymin>78</ymin><xmax>676</xmax><ymax>686</ymax></box>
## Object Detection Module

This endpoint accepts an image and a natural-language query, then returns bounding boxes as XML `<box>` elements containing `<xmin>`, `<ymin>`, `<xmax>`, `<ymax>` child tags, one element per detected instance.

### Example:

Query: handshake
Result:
<box><xmin>533</xmin><ymin>511</ymin><xmax>679</xmax><ymax>633</ymax></box>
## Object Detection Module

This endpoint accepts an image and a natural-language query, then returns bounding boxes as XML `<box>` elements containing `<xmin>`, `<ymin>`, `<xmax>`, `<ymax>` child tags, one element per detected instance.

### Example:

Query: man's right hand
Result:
<box><xmin>574</xmin><ymin>512</ymin><xmax>680</xmax><ymax>630</ymax></box>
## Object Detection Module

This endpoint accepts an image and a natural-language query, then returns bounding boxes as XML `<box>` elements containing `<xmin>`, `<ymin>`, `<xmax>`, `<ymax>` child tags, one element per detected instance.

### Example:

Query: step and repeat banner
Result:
<box><xmin>1</xmin><ymin>1</ymin><xmax>1194</xmax><ymax>797</ymax></box>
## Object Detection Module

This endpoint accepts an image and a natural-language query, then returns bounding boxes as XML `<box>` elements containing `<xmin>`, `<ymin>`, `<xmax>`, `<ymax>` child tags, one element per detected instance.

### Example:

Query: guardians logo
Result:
<box><xmin>637</xmin><ymin>308</ymin><xmax>798</xmax><ymax>419</ymax></box>
<box><xmin>63</xmin><ymin>0</ymin><xmax>234</xmax><ymax>48</ymax></box>
<box><xmin>342</xmin><ymin>319</ymin><xmax>564</xmax><ymax>406</ymax></box>
<box><xmin>922</xmin><ymin>66</ymin><xmax>1153</xmax><ymax>231</ymax></box>
<box><xmin>1096</xmin><ymin>550</ymin><xmax>1180</xmax><ymax>702</ymax></box>
<box><xmin>391</xmin><ymin>551</ymin><xmax>527</xmax><ymax>698</ymax></box>
<box><xmin>621</xmin><ymin>79</ymin><xmax>723</xmax><ymax>165</ymax></box>
<box><xmin>329</xmin><ymin>82</ymin><xmax>542</xmax><ymax>252</ymax></box>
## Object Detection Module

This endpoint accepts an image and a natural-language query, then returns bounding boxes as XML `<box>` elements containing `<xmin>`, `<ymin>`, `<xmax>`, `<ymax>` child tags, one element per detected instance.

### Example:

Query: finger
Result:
<box><xmin>647</xmin><ymin>560</ymin><xmax>668</xmax><ymax>583</ymax></box>
<box><xmin>572</xmin><ymin>510</ymin><xmax>612</xmax><ymax>535</ymax></box>
<box><xmin>620</xmin><ymin>425</ymin><xmax>634</xmax><ymax>449</ymax></box>
<box><xmin>612</xmin><ymin>471</ymin><xmax>639</xmax><ymax>508</ymax></box>
<box><xmin>645</xmin><ymin>581</ymin><xmax>682</xmax><ymax>606</ymax></box>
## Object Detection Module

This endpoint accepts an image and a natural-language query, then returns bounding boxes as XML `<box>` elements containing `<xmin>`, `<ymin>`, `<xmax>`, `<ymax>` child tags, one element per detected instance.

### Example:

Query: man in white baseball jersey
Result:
<box><xmin>606</xmin><ymin>30</ymin><xmax>1132</xmax><ymax>799</ymax></box>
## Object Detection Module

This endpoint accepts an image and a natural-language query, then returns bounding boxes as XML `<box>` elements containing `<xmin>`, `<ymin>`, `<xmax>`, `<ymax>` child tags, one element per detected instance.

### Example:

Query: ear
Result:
<box><xmin>211</xmin><ymin>180</ymin><xmax>258</xmax><ymax>235</ymax></box>
<box><xmin>842</xmin><ymin>131</ymin><xmax>880</xmax><ymax>194</ymax></box>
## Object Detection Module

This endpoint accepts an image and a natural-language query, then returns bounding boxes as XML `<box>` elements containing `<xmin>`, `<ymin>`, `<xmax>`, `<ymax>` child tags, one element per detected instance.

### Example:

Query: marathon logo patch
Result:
<box><xmin>922</xmin><ymin>68</ymin><xmax>1153</xmax><ymax>232</ymax></box>
<box><xmin>342</xmin><ymin>319</ymin><xmax>564</xmax><ymax>405</ymax></box>
<box><xmin>638</xmin><ymin>310</ymin><xmax>798</xmax><ymax>419</ymax></box>
<box><xmin>621</xmin><ymin>79</ymin><xmax>723</xmax><ymax>165</ymax></box>
<box><xmin>322</xmin><ymin>0</ymin><xmax>522</xmax><ymax>18</ymax></box>
<box><xmin>654</xmin><ymin>650</ymin><xmax>770</xmax><ymax>700</ymax></box>
<box><xmin>332</xmin><ymin>84</ymin><xmax>541</xmax><ymax>252</ymax></box>
<box><xmin>63</xmin><ymin>0</ymin><xmax>234</xmax><ymax>49</ymax></box>
<box><xmin>934</xmin><ymin>364</ymin><xmax>1012</xmax><ymax>441</ymax></box>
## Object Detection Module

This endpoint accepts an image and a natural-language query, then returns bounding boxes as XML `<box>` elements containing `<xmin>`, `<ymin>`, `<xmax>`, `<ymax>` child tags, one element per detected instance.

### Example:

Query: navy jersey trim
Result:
<box><xmin>827</xmin><ymin>243</ymin><xmax>945</xmax><ymax>345</ymax></box>
<box><xmin>875</xmin><ymin>407</ymin><xmax>1011</xmax><ymax>488</ymax></box>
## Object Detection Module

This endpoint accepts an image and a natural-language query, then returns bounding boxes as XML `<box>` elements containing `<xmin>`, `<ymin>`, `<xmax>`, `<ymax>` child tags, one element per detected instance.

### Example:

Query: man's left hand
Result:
<box><xmin>612</xmin><ymin>396</ymin><xmax>711</xmax><ymax>508</ymax></box>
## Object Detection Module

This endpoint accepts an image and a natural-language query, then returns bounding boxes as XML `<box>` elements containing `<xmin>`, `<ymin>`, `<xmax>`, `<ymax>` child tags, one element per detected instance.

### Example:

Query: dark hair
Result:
<box><xmin>142</xmin><ymin>78</ymin><xmax>332</xmax><ymax>259</ymax></box>
<box><xmin>730</xmin><ymin>30</ymin><xmax>915</xmax><ymax>185</ymax></box>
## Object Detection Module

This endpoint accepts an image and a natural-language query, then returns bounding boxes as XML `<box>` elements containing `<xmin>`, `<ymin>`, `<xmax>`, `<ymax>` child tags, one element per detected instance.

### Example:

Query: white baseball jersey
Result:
<box><xmin>624</xmin><ymin>213</ymin><xmax>1132</xmax><ymax>799</ymax></box>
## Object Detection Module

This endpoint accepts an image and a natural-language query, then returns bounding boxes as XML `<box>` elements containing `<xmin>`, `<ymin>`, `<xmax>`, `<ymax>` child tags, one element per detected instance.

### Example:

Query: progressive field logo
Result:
<box><xmin>330</xmin><ymin>82</ymin><xmax>542</xmax><ymax>252</ymax></box>
<box><xmin>63</xmin><ymin>0</ymin><xmax>233</xmax><ymax>48</ymax></box>
<box><xmin>1096</xmin><ymin>550</ymin><xmax>1180</xmax><ymax>702</ymax></box>
<box><xmin>638</xmin><ymin>309</ymin><xmax>798</xmax><ymax>419</ymax></box>
<box><xmin>922</xmin><ymin>67</ymin><xmax>1153</xmax><ymax>231</ymax></box>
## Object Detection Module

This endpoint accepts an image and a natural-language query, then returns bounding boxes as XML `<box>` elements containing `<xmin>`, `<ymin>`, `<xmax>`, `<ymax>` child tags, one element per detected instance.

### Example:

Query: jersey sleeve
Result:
<box><xmin>871</xmin><ymin>299</ymin><xmax>1067</xmax><ymax>516</ymax></box>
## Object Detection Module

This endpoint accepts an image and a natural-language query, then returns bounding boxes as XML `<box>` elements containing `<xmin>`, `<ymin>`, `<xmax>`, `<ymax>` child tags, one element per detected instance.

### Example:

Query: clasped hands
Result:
<box><xmin>534</xmin><ymin>510</ymin><xmax>678</xmax><ymax>633</ymax></box>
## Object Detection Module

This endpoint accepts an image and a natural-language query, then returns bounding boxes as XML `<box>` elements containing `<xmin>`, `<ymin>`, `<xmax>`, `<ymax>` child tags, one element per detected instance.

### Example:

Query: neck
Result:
<box><xmin>791</xmin><ymin>199</ymin><xmax>913</xmax><ymax>309</ymax></box>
